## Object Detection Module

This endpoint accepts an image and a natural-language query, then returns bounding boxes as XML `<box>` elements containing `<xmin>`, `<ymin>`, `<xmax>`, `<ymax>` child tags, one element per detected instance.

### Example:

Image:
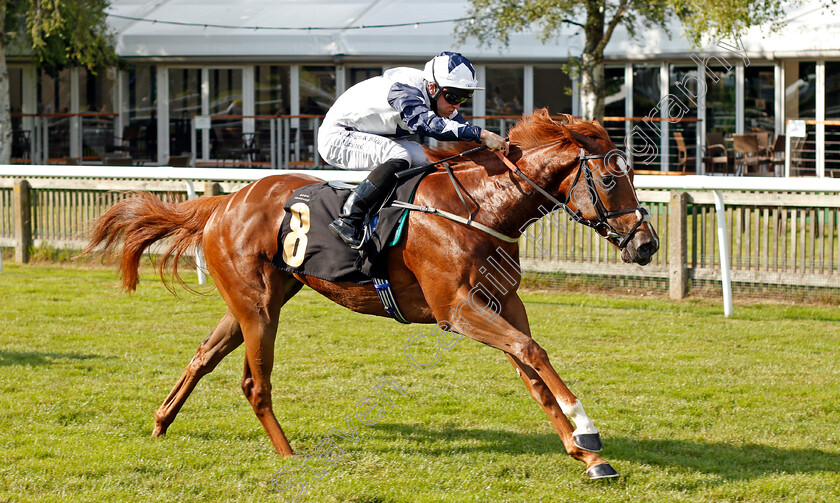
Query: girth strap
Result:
<box><xmin>372</xmin><ymin>277</ymin><xmax>410</xmax><ymax>324</ymax></box>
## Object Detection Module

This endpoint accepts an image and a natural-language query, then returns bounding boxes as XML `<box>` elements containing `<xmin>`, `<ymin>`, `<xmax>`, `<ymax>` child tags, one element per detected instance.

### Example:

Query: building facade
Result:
<box><xmin>6</xmin><ymin>0</ymin><xmax>839</xmax><ymax>175</ymax></box>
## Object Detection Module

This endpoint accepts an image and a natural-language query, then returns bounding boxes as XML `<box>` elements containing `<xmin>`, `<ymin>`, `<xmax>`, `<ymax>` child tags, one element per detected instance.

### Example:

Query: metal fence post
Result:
<box><xmin>669</xmin><ymin>191</ymin><xmax>689</xmax><ymax>299</ymax></box>
<box><xmin>184</xmin><ymin>180</ymin><xmax>206</xmax><ymax>285</ymax></box>
<box><xmin>713</xmin><ymin>190</ymin><xmax>734</xmax><ymax>317</ymax></box>
<box><xmin>270</xmin><ymin>118</ymin><xmax>277</xmax><ymax>169</ymax></box>
<box><xmin>13</xmin><ymin>179</ymin><xmax>32</xmax><ymax>264</ymax></box>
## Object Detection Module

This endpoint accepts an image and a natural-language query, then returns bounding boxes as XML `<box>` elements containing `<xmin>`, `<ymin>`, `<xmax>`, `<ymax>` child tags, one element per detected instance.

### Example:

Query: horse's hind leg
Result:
<box><xmin>152</xmin><ymin>309</ymin><xmax>243</xmax><ymax>437</ymax></box>
<box><xmin>240</xmin><ymin>329</ymin><xmax>294</xmax><ymax>456</ymax></box>
<box><xmin>220</xmin><ymin>270</ymin><xmax>302</xmax><ymax>457</ymax></box>
<box><xmin>237</xmin><ymin>278</ymin><xmax>302</xmax><ymax>457</ymax></box>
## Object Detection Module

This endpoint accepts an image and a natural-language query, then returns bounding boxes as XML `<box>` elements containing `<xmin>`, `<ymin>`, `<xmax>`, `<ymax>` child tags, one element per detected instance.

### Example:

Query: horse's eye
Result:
<box><xmin>601</xmin><ymin>175</ymin><xmax>615</xmax><ymax>187</ymax></box>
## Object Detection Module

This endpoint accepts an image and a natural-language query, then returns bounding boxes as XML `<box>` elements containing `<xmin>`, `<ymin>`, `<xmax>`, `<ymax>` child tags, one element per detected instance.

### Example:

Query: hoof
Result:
<box><xmin>586</xmin><ymin>462</ymin><xmax>619</xmax><ymax>480</ymax></box>
<box><xmin>573</xmin><ymin>433</ymin><xmax>603</xmax><ymax>452</ymax></box>
<box><xmin>151</xmin><ymin>424</ymin><xmax>167</xmax><ymax>438</ymax></box>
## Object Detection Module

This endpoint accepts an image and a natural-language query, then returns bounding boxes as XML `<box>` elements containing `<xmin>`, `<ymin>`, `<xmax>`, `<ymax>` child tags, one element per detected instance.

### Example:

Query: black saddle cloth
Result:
<box><xmin>270</xmin><ymin>172</ymin><xmax>425</xmax><ymax>283</ymax></box>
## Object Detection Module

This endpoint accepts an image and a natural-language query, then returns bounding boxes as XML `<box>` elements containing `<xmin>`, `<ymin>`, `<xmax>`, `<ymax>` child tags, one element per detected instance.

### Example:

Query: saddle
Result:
<box><xmin>270</xmin><ymin>172</ymin><xmax>426</xmax><ymax>286</ymax></box>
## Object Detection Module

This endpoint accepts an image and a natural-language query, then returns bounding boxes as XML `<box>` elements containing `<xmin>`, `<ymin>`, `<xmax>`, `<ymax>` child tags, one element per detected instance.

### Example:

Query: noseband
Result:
<box><xmin>494</xmin><ymin>148</ymin><xmax>650</xmax><ymax>250</ymax></box>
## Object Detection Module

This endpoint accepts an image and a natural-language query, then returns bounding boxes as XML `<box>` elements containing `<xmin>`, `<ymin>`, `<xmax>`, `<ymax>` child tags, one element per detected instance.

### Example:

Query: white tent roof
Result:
<box><xmin>107</xmin><ymin>0</ymin><xmax>840</xmax><ymax>61</ymax></box>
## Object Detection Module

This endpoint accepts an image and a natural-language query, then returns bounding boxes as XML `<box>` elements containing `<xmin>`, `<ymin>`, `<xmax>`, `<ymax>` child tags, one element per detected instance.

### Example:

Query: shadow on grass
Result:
<box><xmin>369</xmin><ymin>423</ymin><xmax>840</xmax><ymax>480</ymax></box>
<box><xmin>608</xmin><ymin>436</ymin><xmax>840</xmax><ymax>480</ymax></box>
<box><xmin>0</xmin><ymin>350</ymin><xmax>110</xmax><ymax>366</ymax></box>
<box><xmin>369</xmin><ymin>422</ymin><xmax>562</xmax><ymax>456</ymax></box>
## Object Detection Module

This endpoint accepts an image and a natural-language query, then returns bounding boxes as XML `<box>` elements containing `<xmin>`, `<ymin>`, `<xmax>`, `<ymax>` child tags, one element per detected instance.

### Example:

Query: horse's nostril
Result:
<box><xmin>639</xmin><ymin>241</ymin><xmax>657</xmax><ymax>257</ymax></box>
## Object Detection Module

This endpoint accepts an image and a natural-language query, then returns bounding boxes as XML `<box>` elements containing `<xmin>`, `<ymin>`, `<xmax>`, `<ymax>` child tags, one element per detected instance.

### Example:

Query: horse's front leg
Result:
<box><xmin>433</xmin><ymin>289</ymin><xmax>617</xmax><ymax>478</ymax></box>
<box><xmin>504</xmin><ymin>353</ymin><xmax>616</xmax><ymax>479</ymax></box>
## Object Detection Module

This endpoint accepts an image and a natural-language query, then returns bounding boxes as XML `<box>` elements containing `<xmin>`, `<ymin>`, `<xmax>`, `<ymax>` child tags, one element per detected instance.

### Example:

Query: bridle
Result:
<box><xmin>493</xmin><ymin>148</ymin><xmax>651</xmax><ymax>250</ymax></box>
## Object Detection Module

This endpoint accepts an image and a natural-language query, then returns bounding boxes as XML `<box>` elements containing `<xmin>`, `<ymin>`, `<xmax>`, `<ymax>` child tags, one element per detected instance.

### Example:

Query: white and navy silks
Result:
<box><xmin>317</xmin><ymin>67</ymin><xmax>482</xmax><ymax>171</ymax></box>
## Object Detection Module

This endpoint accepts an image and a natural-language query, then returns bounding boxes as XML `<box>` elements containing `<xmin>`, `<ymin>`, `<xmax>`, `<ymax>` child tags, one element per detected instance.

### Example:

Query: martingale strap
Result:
<box><xmin>390</xmin><ymin>200</ymin><xmax>520</xmax><ymax>243</ymax></box>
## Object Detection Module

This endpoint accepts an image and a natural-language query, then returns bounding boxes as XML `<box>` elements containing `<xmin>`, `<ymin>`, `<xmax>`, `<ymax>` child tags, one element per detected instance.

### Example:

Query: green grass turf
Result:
<box><xmin>1</xmin><ymin>263</ymin><xmax>838</xmax><ymax>502</ymax></box>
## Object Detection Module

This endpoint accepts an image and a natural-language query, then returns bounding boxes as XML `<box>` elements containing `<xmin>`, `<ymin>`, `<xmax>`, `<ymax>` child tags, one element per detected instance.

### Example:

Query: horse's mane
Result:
<box><xmin>425</xmin><ymin>108</ymin><xmax>611</xmax><ymax>166</ymax></box>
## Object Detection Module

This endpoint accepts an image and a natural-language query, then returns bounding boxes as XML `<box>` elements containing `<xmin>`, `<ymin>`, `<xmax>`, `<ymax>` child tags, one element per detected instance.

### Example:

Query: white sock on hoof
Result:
<box><xmin>558</xmin><ymin>399</ymin><xmax>598</xmax><ymax>435</ymax></box>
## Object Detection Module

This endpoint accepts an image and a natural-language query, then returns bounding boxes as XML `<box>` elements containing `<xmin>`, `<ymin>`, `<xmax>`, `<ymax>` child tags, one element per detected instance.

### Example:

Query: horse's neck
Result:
<box><xmin>459</xmin><ymin>152</ymin><xmax>574</xmax><ymax>238</ymax></box>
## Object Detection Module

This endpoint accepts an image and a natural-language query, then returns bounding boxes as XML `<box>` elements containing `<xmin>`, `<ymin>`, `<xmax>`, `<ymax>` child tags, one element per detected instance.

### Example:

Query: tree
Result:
<box><xmin>456</xmin><ymin>0</ymin><xmax>802</xmax><ymax>120</ymax></box>
<box><xmin>1</xmin><ymin>0</ymin><xmax>116</xmax><ymax>163</ymax></box>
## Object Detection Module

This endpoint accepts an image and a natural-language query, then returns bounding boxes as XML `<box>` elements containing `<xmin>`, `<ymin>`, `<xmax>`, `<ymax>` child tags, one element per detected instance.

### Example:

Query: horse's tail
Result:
<box><xmin>84</xmin><ymin>191</ymin><xmax>231</xmax><ymax>293</ymax></box>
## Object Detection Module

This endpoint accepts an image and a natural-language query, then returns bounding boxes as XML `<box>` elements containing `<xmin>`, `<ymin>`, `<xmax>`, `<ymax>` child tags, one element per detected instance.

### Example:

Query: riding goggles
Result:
<box><xmin>442</xmin><ymin>89</ymin><xmax>473</xmax><ymax>105</ymax></box>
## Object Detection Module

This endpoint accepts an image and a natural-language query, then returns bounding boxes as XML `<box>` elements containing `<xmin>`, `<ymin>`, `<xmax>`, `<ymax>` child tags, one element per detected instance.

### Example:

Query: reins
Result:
<box><xmin>395</xmin><ymin>143</ymin><xmax>491</xmax><ymax>180</ymax></box>
<box><xmin>391</xmin><ymin>140</ymin><xmax>650</xmax><ymax>248</ymax></box>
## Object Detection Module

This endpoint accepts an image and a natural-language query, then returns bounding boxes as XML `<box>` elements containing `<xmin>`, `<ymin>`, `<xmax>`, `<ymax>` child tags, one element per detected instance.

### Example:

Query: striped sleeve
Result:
<box><xmin>387</xmin><ymin>83</ymin><xmax>481</xmax><ymax>143</ymax></box>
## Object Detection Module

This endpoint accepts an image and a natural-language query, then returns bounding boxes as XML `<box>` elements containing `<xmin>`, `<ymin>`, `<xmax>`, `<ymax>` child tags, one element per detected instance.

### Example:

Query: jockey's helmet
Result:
<box><xmin>423</xmin><ymin>52</ymin><xmax>484</xmax><ymax>92</ymax></box>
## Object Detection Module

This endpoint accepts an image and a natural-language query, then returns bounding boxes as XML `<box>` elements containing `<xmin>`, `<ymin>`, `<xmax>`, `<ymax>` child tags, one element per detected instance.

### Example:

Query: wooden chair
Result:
<box><xmin>673</xmin><ymin>131</ymin><xmax>696</xmax><ymax>172</ymax></box>
<box><xmin>769</xmin><ymin>135</ymin><xmax>785</xmax><ymax>176</ymax></box>
<box><xmin>106</xmin><ymin>125</ymin><xmax>141</xmax><ymax>155</ymax></box>
<box><xmin>102</xmin><ymin>155</ymin><xmax>134</xmax><ymax>166</ymax></box>
<box><xmin>756</xmin><ymin>132</ymin><xmax>772</xmax><ymax>157</ymax></box>
<box><xmin>12</xmin><ymin>130</ymin><xmax>31</xmax><ymax>161</ymax></box>
<box><xmin>704</xmin><ymin>132</ymin><xmax>729</xmax><ymax>174</ymax></box>
<box><xmin>733</xmin><ymin>134</ymin><xmax>771</xmax><ymax>176</ymax></box>
<box><xmin>217</xmin><ymin>127</ymin><xmax>259</xmax><ymax>164</ymax></box>
<box><xmin>166</xmin><ymin>154</ymin><xmax>192</xmax><ymax>167</ymax></box>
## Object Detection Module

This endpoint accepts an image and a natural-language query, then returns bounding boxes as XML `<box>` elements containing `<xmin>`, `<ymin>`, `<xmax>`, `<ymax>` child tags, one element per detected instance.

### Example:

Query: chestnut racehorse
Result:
<box><xmin>85</xmin><ymin>110</ymin><xmax>658</xmax><ymax>480</ymax></box>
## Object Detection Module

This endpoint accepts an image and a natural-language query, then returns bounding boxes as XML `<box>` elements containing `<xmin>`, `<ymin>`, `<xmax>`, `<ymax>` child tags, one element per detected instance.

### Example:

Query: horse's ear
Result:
<box><xmin>559</xmin><ymin>123</ymin><xmax>600</xmax><ymax>154</ymax></box>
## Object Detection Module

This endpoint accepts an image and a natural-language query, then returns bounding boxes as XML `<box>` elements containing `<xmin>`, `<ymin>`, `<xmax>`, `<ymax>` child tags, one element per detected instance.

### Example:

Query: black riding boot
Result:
<box><xmin>329</xmin><ymin>158</ymin><xmax>409</xmax><ymax>249</ymax></box>
<box><xmin>329</xmin><ymin>179</ymin><xmax>383</xmax><ymax>248</ymax></box>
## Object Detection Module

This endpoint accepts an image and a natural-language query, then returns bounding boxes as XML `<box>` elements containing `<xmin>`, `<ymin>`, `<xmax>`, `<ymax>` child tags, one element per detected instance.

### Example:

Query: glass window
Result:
<box><xmin>533</xmin><ymin>67</ymin><xmax>572</xmax><ymax>115</ymax></box>
<box><xmin>744</xmin><ymin>66</ymin><xmax>774</xmax><ymax>132</ymax></box>
<box><xmin>9</xmin><ymin>68</ymin><xmax>22</xmax><ymax>114</ymax></box>
<box><xmin>669</xmin><ymin>65</ymin><xmax>701</xmax><ymax>172</ymax></box>
<box><xmin>128</xmin><ymin>65</ymin><xmax>157</xmax><ymax>162</ymax></box>
<box><xmin>485</xmin><ymin>66</ymin><xmax>523</xmax><ymax>136</ymax></box>
<box><xmin>79</xmin><ymin>68</ymin><xmax>116</xmax><ymax>113</ymax></box>
<box><xmin>632</xmin><ymin>65</ymin><xmax>661</xmax><ymax>169</ymax></box>
<box><xmin>210</xmin><ymin>69</ymin><xmax>243</xmax><ymax>116</ymax></box>
<box><xmin>129</xmin><ymin>66</ymin><xmax>156</xmax><ymax>122</ymax></box>
<box><xmin>485</xmin><ymin>66</ymin><xmax>523</xmax><ymax>116</ymax></box>
<box><xmin>300</xmin><ymin>66</ymin><xmax>335</xmax><ymax>115</ymax></box>
<box><xmin>79</xmin><ymin>69</ymin><xmax>117</xmax><ymax>159</ymax></box>
<box><xmin>705</xmin><ymin>66</ymin><xmax>736</xmax><ymax>135</ymax></box>
<box><xmin>604</xmin><ymin>67</ymin><xmax>626</xmax><ymax>117</ymax></box>
<box><xmin>827</xmin><ymin>61</ymin><xmax>840</xmax><ymax>119</ymax></box>
<box><xmin>169</xmin><ymin>68</ymin><xmax>201</xmax><ymax>157</ymax></box>
<box><xmin>793</xmin><ymin>61</ymin><xmax>817</xmax><ymax>119</ymax></box>
<box><xmin>347</xmin><ymin>67</ymin><xmax>381</xmax><ymax>88</ymax></box>
<box><xmin>256</xmin><ymin>65</ymin><xmax>290</xmax><ymax>116</ymax></box>
<box><xmin>298</xmin><ymin>66</ymin><xmax>335</xmax><ymax>163</ymax></box>
<box><xmin>784</xmin><ymin>61</ymin><xmax>816</xmax><ymax>175</ymax></box>
<box><xmin>38</xmin><ymin>69</ymin><xmax>71</xmax><ymax>160</ymax></box>
<box><xmin>633</xmin><ymin>65</ymin><xmax>660</xmax><ymax>117</ymax></box>
<box><xmin>603</xmin><ymin>67</ymin><xmax>626</xmax><ymax>150</ymax></box>
<box><xmin>255</xmin><ymin>65</ymin><xmax>290</xmax><ymax>164</ymax></box>
<box><xmin>210</xmin><ymin>69</ymin><xmax>243</xmax><ymax>160</ymax></box>
<box><xmin>38</xmin><ymin>68</ymin><xmax>71</xmax><ymax>114</ymax></box>
<box><xmin>825</xmin><ymin>62</ymin><xmax>840</xmax><ymax>176</ymax></box>
<box><xmin>9</xmin><ymin>68</ymin><xmax>26</xmax><ymax>160</ymax></box>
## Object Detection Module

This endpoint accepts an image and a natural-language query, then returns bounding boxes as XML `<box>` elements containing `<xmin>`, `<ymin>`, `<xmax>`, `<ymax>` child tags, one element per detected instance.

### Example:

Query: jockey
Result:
<box><xmin>318</xmin><ymin>51</ymin><xmax>509</xmax><ymax>249</ymax></box>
